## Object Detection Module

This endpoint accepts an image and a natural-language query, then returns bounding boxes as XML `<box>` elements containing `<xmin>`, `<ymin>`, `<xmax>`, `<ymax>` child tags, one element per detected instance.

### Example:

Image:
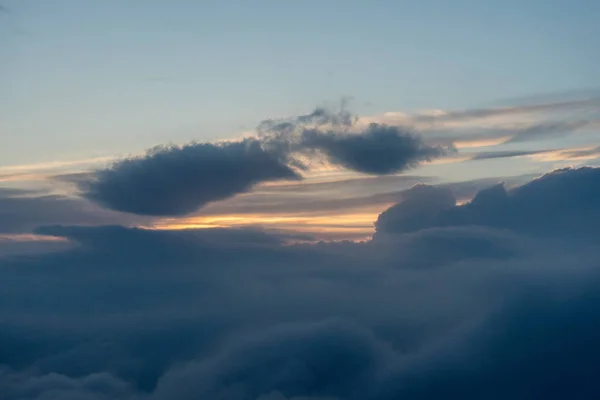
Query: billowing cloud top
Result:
<box><xmin>376</xmin><ymin>166</ymin><xmax>600</xmax><ymax>238</ymax></box>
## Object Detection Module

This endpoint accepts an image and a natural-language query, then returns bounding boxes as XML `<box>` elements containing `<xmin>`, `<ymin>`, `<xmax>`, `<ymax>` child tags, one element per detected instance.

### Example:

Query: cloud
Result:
<box><xmin>502</xmin><ymin>120</ymin><xmax>592</xmax><ymax>144</ymax></box>
<box><xmin>556</xmin><ymin>146</ymin><xmax>600</xmax><ymax>160</ymax></box>
<box><xmin>0</xmin><ymin>188</ymin><xmax>150</xmax><ymax>234</ymax></box>
<box><xmin>412</xmin><ymin>98</ymin><xmax>600</xmax><ymax>124</ymax></box>
<box><xmin>2</xmin><ymin>167</ymin><xmax>600</xmax><ymax>399</ymax></box>
<box><xmin>78</xmin><ymin>140</ymin><xmax>301</xmax><ymax>216</ymax></box>
<box><xmin>375</xmin><ymin>166</ymin><xmax>600</xmax><ymax>238</ymax></box>
<box><xmin>259</xmin><ymin>107</ymin><xmax>450</xmax><ymax>175</ymax></box>
<box><xmin>1</xmin><ymin>370</ymin><xmax>135</xmax><ymax>400</ymax></box>
<box><xmin>367</xmin><ymin>97</ymin><xmax>600</xmax><ymax>150</ymax></box>
<box><xmin>299</xmin><ymin>124</ymin><xmax>448</xmax><ymax>175</ymax></box>
<box><xmin>469</xmin><ymin>149</ymin><xmax>548</xmax><ymax>161</ymax></box>
<box><xmin>151</xmin><ymin>319</ymin><xmax>392</xmax><ymax>400</ymax></box>
<box><xmin>382</xmin><ymin>268</ymin><xmax>600</xmax><ymax>398</ymax></box>
<box><xmin>73</xmin><ymin>106</ymin><xmax>448</xmax><ymax>217</ymax></box>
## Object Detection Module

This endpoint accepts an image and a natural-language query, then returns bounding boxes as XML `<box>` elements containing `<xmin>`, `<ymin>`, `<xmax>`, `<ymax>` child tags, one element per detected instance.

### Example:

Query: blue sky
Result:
<box><xmin>2</xmin><ymin>0</ymin><xmax>599</xmax><ymax>166</ymax></box>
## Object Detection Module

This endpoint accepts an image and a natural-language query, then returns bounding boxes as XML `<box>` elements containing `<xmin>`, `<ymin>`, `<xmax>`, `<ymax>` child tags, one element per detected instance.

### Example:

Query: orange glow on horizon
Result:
<box><xmin>145</xmin><ymin>211</ymin><xmax>380</xmax><ymax>241</ymax></box>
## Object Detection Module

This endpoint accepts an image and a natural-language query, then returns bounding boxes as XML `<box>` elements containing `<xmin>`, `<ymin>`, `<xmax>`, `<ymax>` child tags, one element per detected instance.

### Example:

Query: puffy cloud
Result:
<box><xmin>374</xmin><ymin>184</ymin><xmax>456</xmax><ymax>235</ymax></box>
<box><xmin>376</xmin><ymin>167</ymin><xmax>600</xmax><ymax>238</ymax></box>
<box><xmin>259</xmin><ymin>108</ymin><xmax>450</xmax><ymax>175</ymax></box>
<box><xmin>151</xmin><ymin>320</ymin><xmax>392</xmax><ymax>400</ymax></box>
<box><xmin>78</xmin><ymin>140</ymin><xmax>301</xmax><ymax>216</ymax></box>
<box><xmin>299</xmin><ymin>124</ymin><xmax>447</xmax><ymax>175</ymax></box>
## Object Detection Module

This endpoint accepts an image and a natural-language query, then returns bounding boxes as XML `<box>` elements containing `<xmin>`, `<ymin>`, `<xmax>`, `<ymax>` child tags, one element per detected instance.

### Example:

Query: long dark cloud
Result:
<box><xmin>78</xmin><ymin>140</ymin><xmax>301</xmax><ymax>216</ymax></box>
<box><xmin>2</xmin><ymin>167</ymin><xmax>600</xmax><ymax>399</ymax></box>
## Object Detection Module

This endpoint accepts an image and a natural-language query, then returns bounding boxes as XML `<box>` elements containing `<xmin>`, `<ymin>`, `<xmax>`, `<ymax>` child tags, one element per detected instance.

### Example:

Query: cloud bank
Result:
<box><xmin>2</xmin><ymin>167</ymin><xmax>600</xmax><ymax>399</ymax></box>
<box><xmin>375</xmin><ymin>166</ymin><xmax>600</xmax><ymax>238</ymax></box>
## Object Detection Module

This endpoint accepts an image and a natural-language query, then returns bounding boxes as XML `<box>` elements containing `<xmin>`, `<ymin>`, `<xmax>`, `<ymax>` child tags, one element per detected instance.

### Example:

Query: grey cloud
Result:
<box><xmin>426</xmin><ymin>118</ymin><xmax>596</xmax><ymax>148</ymax></box>
<box><xmin>299</xmin><ymin>124</ymin><xmax>448</xmax><ymax>175</ymax></box>
<box><xmin>502</xmin><ymin>120</ymin><xmax>591</xmax><ymax>144</ymax></box>
<box><xmin>0</xmin><ymin>188</ymin><xmax>150</xmax><ymax>234</ymax></box>
<box><xmin>0</xmin><ymin>370</ymin><xmax>134</xmax><ymax>400</ymax></box>
<box><xmin>76</xmin><ymin>106</ymin><xmax>448</xmax><ymax>217</ymax></box>
<box><xmin>374</xmin><ymin>184</ymin><xmax>456</xmax><ymax>235</ymax></box>
<box><xmin>259</xmin><ymin>108</ymin><xmax>450</xmax><ymax>175</ymax></box>
<box><xmin>560</xmin><ymin>146</ymin><xmax>600</xmax><ymax>159</ymax></box>
<box><xmin>152</xmin><ymin>319</ymin><xmax>392</xmax><ymax>400</ymax></box>
<box><xmin>469</xmin><ymin>149</ymin><xmax>548</xmax><ymax>161</ymax></box>
<box><xmin>78</xmin><ymin>140</ymin><xmax>301</xmax><ymax>216</ymax></box>
<box><xmin>183</xmin><ymin>174</ymin><xmax>533</xmax><ymax>222</ymax></box>
<box><xmin>376</xmin><ymin>167</ymin><xmax>600</xmax><ymax>238</ymax></box>
<box><xmin>415</xmin><ymin>98</ymin><xmax>600</xmax><ymax>124</ymax></box>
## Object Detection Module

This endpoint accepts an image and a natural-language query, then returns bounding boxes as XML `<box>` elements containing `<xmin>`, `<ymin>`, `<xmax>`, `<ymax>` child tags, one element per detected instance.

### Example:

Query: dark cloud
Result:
<box><xmin>376</xmin><ymin>167</ymin><xmax>600</xmax><ymax>238</ymax></box>
<box><xmin>299</xmin><ymin>124</ymin><xmax>448</xmax><ymax>175</ymax></box>
<box><xmin>152</xmin><ymin>319</ymin><xmax>393</xmax><ymax>400</ymax></box>
<box><xmin>259</xmin><ymin>107</ymin><xmax>450</xmax><ymax>175</ymax></box>
<box><xmin>74</xmin><ymin>106</ymin><xmax>448</xmax><ymax>217</ymax></box>
<box><xmin>78</xmin><ymin>140</ymin><xmax>301</xmax><ymax>216</ymax></box>
<box><xmin>1</xmin><ymin>167</ymin><xmax>600</xmax><ymax>399</ymax></box>
<box><xmin>383</xmin><ymin>270</ymin><xmax>600</xmax><ymax>399</ymax></box>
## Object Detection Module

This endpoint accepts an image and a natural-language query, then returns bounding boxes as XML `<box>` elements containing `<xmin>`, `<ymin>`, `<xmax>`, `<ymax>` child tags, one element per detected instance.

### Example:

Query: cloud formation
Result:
<box><xmin>0</xmin><ymin>188</ymin><xmax>150</xmax><ymax>234</ymax></box>
<box><xmin>76</xmin><ymin>107</ymin><xmax>448</xmax><ymax>217</ymax></box>
<box><xmin>299</xmin><ymin>124</ymin><xmax>447</xmax><ymax>175</ymax></box>
<box><xmin>2</xmin><ymin>167</ymin><xmax>600</xmax><ymax>399</ymax></box>
<box><xmin>376</xmin><ymin>166</ymin><xmax>600</xmax><ymax>238</ymax></box>
<box><xmin>79</xmin><ymin>140</ymin><xmax>301</xmax><ymax>216</ymax></box>
<box><xmin>259</xmin><ymin>107</ymin><xmax>450</xmax><ymax>175</ymax></box>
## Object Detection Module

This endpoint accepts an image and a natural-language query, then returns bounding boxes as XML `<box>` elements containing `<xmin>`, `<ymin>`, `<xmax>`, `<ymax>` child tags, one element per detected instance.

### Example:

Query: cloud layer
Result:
<box><xmin>2</xmin><ymin>167</ymin><xmax>600</xmax><ymax>399</ymax></box>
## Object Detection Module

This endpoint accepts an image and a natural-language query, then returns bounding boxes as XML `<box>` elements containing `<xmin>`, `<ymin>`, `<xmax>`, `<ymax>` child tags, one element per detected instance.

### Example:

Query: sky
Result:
<box><xmin>2</xmin><ymin>1</ymin><xmax>600</xmax><ymax>399</ymax></box>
